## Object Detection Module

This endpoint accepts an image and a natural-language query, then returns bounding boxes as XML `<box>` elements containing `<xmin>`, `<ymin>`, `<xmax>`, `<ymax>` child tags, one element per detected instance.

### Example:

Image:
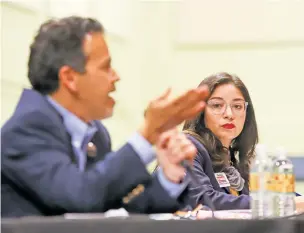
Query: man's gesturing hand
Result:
<box><xmin>156</xmin><ymin>129</ymin><xmax>197</xmax><ymax>183</ymax></box>
<box><xmin>139</xmin><ymin>86</ymin><xmax>209</xmax><ymax>145</ymax></box>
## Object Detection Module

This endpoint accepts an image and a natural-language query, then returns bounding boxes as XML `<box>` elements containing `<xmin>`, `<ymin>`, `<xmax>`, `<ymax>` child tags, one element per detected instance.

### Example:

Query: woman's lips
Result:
<box><xmin>222</xmin><ymin>123</ymin><xmax>235</xmax><ymax>129</ymax></box>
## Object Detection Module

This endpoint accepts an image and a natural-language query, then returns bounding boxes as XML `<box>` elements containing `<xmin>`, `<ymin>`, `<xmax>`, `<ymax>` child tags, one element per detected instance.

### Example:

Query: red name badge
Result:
<box><xmin>215</xmin><ymin>172</ymin><xmax>230</xmax><ymax>188</ymax></box>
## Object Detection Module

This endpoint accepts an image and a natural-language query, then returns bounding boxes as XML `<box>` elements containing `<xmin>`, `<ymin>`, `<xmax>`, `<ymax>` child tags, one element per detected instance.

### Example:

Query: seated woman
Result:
<box><xmin>183</xmin><ymin>72</ymin><xmax>257</xmax><ymax>210</ymax></box>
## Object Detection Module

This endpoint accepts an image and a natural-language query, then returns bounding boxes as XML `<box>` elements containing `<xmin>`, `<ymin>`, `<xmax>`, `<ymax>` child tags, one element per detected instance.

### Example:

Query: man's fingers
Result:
<box><xmin>196</xmin><ymin>85</ymin><xmax>210</xmax><ymax>99</ymax></box>
<box><xmin>143</xmin><ymin>86</ymin><xmax>208</xmax><ymax>141</ymax></box>
<box><xmin>158</xmin><ymin>86</ymin><xmax>208</xmax><ymax>131</ymax></box>
<box><xmin>168</xmin><ymin>85</ymin><xmax>209</xmax><ymax>114</ymax></box>
<box><xmin>157</xmin><ymin>128</ymin><xmax>179</xmax><ymax>149</ymax></box>
<box><xmin>164</xmin><ymin>165</ymin><xmax>186</xmax><ymax>183</ymax></box>
<box><xmin>177</xmin><ymin>101</ymin><xmax>206</xmax><ymax>122</ymax></box>
<box><xmin>158</xmin><ymin>102</ymin><xmax>205</xmax><ymax>131</ymax></box>
<box><xmin>166</xmin><ymin>133</ymin><xmax>197</xmax><ymax>163</ymax></box>
<box><xmin>167</xmin><ymin>133</ymin><xmax>184</xmax><ymax>155</ymax></box>
<box><xmin>184</xmin><ymin>144</ymin><xmax>197</xmax><ymax>161</ymax></box>
<box><xmin>158</xmin><ymin>88</ymin><xmax>172</xmax><ymax>101</ymax></box>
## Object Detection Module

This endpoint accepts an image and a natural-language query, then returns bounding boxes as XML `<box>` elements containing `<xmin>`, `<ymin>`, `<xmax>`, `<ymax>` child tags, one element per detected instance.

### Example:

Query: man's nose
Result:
<box><xmin>110</xmin><ymin>70</ymin><xmax>120</xmax><ymax>82</ymax></box>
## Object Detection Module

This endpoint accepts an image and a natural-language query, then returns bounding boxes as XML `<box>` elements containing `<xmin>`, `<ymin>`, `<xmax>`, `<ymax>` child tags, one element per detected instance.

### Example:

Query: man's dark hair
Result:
<box><xmin>28</xmin><ymin>16</ymin><xmax>104</xmax><ymax>95</ymax></box>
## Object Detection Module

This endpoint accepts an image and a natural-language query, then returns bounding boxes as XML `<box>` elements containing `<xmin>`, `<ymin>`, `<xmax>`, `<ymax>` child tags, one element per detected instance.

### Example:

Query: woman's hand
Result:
<box><xmin>295</xmin><ymin>196</ymin><xmax>304</xmax><ymax>213</ymax></box>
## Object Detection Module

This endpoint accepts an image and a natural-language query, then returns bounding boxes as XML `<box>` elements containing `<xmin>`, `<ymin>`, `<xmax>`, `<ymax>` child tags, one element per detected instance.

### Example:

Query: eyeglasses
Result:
<box><xmin>207</xmin><ymin>99</ymin><xmax>248</xmax><ymax>116</ymax></box>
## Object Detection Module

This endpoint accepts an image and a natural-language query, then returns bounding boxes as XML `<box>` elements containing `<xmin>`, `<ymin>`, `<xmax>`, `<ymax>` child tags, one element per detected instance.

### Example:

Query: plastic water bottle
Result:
<box><xmin>250</xmin><ymin>144</ymin><xmax>272</xmax><ymax>218</ymax></box>
<box><xmin>270</xmin><ymin>147</ymin><xmax>296</xmax><ymax>217</ymax></box>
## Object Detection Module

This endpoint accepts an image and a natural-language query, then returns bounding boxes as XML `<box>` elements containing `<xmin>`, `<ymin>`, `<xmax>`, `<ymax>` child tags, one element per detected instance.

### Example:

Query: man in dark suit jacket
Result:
<box><xmin>1</xmin><ymin>16</ymin><xmax>209</xmax><ymax>217</ymax></box>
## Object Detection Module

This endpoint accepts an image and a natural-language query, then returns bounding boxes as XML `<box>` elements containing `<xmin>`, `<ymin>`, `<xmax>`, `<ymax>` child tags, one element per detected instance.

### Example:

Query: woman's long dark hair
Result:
<box><xmin>183</xmin><ymin>72</ymin><xmax>258</xmax><ymax>183</ymax></box>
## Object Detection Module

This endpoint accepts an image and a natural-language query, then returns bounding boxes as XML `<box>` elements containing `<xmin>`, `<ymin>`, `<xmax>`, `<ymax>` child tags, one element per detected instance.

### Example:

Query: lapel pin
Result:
<box><xmin>87</xmin><ymin>142</ymin><xmax>97</xmax><ymax>158</ymax></box>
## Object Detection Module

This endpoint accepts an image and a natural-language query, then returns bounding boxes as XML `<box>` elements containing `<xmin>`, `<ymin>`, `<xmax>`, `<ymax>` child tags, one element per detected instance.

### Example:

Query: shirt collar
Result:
<box><xmin>46</xmin><ymin>96</ymin><xmax>97</xmax><ymax>148</ymax></box>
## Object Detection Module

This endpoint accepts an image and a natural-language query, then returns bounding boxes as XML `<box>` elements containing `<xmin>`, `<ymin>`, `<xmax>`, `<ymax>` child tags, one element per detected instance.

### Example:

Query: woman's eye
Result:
<box><xmin>233</xmin><ymin>104</ymin><xmax>243</xmax><ymax>110</ymax></box>
<box><xmin>212</xmin><ymin>103</ymin><xmax>223</xmax><ymax>109</ymax></box>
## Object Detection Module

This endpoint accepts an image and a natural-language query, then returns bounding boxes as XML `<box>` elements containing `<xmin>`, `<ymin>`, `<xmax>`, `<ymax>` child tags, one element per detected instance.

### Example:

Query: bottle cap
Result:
<box><xmin>274</xmin><ymin>146</ymin><xmax>287</xmax><ymax>158</ymax></box>
<box><xmin>255</xmin><ymin>144</ymin><xmax>267</xmax><ymax>158</ymax></box>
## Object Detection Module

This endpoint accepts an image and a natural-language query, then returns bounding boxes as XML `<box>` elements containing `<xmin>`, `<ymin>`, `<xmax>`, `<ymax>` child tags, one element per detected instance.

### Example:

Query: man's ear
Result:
<box><xmin>58</xmin><ymin>65</ymin><xmax>78</xmax><ymax>93</ymax></box>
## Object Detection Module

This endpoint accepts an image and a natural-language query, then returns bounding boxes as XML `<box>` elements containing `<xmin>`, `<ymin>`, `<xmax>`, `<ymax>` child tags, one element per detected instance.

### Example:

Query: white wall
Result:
<box><xmin>1</xmin><ymin>1</ymin><xmax>47</xmax><ymax>126</ymax></box>
<box><xmin>1</xmin><ymin>0</ymin><xmax>304</xmax><ymax>156</ymax></box>
<box><xmin>172</xmin><ymin>0</ymin><xmax>304</xmax><ymax>155</ymax></box>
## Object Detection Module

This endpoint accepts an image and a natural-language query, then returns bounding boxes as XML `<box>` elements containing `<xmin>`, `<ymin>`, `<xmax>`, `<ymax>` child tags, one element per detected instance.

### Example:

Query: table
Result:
<box><xmin>2</xmin><ymin>215</ymin><xmax>304</xmax><ymax>233</ymax></box>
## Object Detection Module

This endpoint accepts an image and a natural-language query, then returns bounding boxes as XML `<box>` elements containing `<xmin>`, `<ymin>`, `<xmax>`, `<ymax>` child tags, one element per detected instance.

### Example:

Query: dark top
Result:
<box><xmin>186</xmin><ymin>135</ymin><xmax>250</xmax><ymax>210</ymax></box>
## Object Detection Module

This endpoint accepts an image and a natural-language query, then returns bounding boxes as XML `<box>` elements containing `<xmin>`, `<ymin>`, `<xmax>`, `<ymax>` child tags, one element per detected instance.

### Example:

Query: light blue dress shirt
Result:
<box><xmin>47</xmin><ymin>97</ymin><xmax>188</xmax><ymax>198</ymax></box>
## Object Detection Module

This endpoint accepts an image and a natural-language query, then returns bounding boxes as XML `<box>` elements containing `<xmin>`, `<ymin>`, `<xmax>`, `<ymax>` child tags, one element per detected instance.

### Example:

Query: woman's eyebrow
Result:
<box><xmin>232</xmin><ymin>98</ymin><xmax>245</xmax><ymax>101</ymax></box>
<box><xmin>209</xmin><ymin>97</ymin><xmax>245</xmax><ymax>101</ymax></box>
<box><xmin>209</xmin><ymin>97</ymin><xmax>223</xmax><ymax>100</ymax></box>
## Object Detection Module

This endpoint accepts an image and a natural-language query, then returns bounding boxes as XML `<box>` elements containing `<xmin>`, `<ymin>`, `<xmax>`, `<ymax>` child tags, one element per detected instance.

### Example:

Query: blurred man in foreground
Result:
<box><xmin>1</xmin><ymin>16</ymin><xmax>209</xmax><ymax>217</ymax></box>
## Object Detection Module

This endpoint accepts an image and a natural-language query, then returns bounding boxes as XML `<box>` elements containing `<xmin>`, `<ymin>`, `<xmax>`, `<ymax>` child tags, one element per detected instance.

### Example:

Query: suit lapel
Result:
<box><xmin>16</xmin><ymin>89</ymin><xmax>114</xmax><ymax>169</ymax></box>
<box><xmin>16</xmin><ymin>89</ymin><xmax>77</xmax><ymax>164</ymax></box>
<box><xmin>85</xmin><ymin>123</ymin><xmax>112</xmax><ymax>168</ymax></box>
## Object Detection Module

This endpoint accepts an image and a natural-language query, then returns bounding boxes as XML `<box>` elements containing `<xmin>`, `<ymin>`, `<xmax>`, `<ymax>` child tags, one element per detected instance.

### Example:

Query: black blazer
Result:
<box><xmin>186</xmin><ymin>135</ymin><xmax>250</xmax><ymax>210</ymax></box>
<box><xmin>1</xmin><ymin>89</ymin><xmax>181</xmax><ymax>217</ymax></box>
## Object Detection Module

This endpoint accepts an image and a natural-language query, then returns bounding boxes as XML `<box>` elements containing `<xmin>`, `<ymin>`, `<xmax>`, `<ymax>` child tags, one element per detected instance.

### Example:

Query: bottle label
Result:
<box><xmin>269</xmin><ymin>173</ymin><xmax>295</xmax><ymax>193</ymax></box>
<box><xmin>250</xmin><ymin>172</ymin><xmax>271</xmax><ymax>192</ymax></box>
<box><xmin>249</xmin><ymin>173</ymin><xmax>259</xmax><ymax>192</ymax></box>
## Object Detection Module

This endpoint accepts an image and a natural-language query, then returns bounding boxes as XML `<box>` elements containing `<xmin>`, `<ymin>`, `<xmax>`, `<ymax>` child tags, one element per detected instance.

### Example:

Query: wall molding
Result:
<box><xmin>177</xmin><ymin>0</ymin><xmax>304</xmax><ymax>45</ymax></box>
<box><xmin>173</xmin><ymin>40</ymin><xmax>304</xmax><ymax>51</ymax></box>
<box><xmin>1</xmin><ymin>1</ymin><xmax>48</xmax><ymax>16</ymax></box>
